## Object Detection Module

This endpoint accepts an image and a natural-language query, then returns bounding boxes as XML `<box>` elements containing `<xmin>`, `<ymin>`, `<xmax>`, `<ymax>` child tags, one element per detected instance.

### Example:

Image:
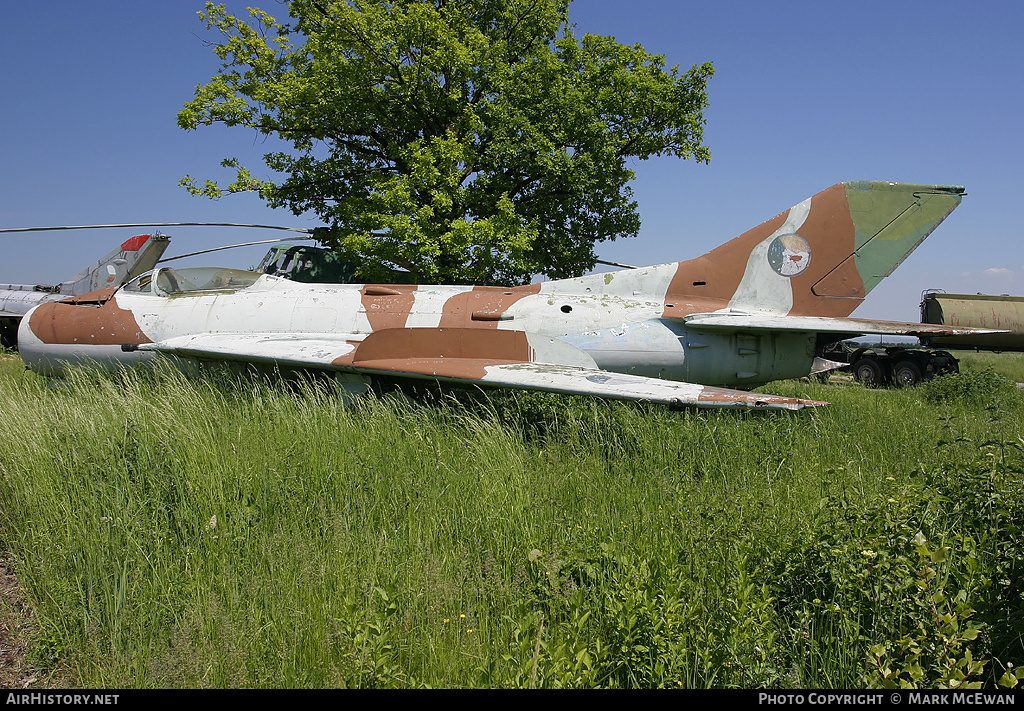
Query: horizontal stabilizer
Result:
<box><xmin>681</xmin><ymin>312</ymin><xmax>1007</xmax><ymax>338</ymax></box>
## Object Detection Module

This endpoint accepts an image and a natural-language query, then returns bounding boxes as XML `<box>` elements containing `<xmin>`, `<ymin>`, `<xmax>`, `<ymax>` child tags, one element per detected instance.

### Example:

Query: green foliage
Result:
<box><xmin>499</xmin><ymin>543</ymin><xmax>784</xmax><ymax>688</ymax></box>
<box><xmin>924</xmin><ymin>427</ymin><xmax>1024</xmax><ymax>683</ymax></box>
<box><xmin>768</xmin><ymin>419</ymin><xmax>1024</xmax><ymax>689</ymax></box>
<box><xmin>920</xmin><ymin>368</ymin><xmax>1017</xmax><ymax>406</ymax></box>
<box><xmin>178</xmin><ymin>0</ymin><xmax>713</xmax><ymax>284</ymax></box>
<box><xmin>865</xmin><ymin>531</ymin><xmax>987</xmax><ymax>689</ymax></box>
<box><xmin>0</xmin><ymin>356</ymin><xmax>1022</xmax><ymax>687</ymax></box>
<box><xmin>955</xmin><ymin>352</ymin><xmax>1024</xmax><ymax>384</ymax></box>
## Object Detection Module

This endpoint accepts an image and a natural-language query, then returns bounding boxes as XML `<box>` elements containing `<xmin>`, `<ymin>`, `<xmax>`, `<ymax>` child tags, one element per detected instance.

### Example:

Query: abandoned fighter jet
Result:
<box><xmin>17</xmin><ymin>181</ymin><xmax>985</xmax><ymax>411</ymax></box>
<box><xmin>0</xmin><ymin>233</ymin><xmax>169</xmax><ymax>348</ymax></box>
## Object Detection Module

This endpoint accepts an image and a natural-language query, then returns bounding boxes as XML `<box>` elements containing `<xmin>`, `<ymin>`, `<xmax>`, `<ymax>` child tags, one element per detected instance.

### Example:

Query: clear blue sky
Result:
<box><xmin>2</xmin><ymin>0</ymin><xmax>1021</xmax><ymax>321</ymax></box>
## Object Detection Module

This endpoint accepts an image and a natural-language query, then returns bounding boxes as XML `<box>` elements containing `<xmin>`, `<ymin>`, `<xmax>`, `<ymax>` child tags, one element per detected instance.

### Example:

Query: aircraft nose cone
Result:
<box><xmin>17</xmin><ymin>304</ymin><xmax>39</xmax><ymax>346</ymax></box>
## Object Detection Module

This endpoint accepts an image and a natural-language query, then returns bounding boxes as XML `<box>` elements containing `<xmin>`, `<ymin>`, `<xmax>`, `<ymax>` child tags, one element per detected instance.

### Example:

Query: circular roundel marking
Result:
<box><xmin>767</xmin><ymin>233</ymin><xmax>811</xmax><ymax>277</ymax></box>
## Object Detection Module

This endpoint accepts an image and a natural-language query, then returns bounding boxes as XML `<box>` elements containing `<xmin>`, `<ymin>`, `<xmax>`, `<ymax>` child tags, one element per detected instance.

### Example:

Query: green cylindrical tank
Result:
<box><xmin>920</xmin><ymin>290</ymin><xmax>1024</xmax><ymax>351</ymax></box>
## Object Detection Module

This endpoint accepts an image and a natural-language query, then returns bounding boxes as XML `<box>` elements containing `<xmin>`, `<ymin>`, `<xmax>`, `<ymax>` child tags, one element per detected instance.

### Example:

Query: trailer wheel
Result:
<box><xmin>892</xmin><ymin>359</ymin><xmax>923</xmax><ymax>387</ymax></box>
<box><xmin>853</xmin><ymin>357</ymin><xmax>886</xmax><ymax>387</ymax></box>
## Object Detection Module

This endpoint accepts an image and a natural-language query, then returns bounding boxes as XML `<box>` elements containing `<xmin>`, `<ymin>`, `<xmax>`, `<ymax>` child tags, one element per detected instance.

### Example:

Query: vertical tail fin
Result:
<box><xmin>667</xmin><ymin>181</ymin><xmax>964</xmax><ymax>317</ymax></box>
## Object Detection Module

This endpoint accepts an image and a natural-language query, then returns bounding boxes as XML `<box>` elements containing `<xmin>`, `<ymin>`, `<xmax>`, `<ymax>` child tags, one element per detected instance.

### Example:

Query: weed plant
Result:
<box><xmin>0</xmin><ymin>353</ymin><xmax>1021</xmax><ymax>688</ymax></box>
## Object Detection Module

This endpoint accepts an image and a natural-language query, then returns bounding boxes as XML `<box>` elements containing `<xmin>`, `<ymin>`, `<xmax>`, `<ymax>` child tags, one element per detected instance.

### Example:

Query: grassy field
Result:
<box><xmin>0</xmin><ymin>350</ymin><xmax>1021</xmax><ymax>688</ymax></box>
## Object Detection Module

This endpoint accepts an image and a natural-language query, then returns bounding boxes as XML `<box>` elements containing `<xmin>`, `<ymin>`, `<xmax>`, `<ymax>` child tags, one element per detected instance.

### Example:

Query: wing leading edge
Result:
<box><xmin>136</xmin><ymin>327</ymin><xmax>827</xmax><ymax>411</ymax></box>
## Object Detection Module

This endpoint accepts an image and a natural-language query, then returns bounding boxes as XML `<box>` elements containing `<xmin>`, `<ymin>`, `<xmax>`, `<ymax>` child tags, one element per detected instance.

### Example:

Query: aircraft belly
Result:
<box><xmin>679</xmin><ymin>328</ymin><xmax>816</xmax><ymax>387</ymax></box>
<box><xmin>561</xmin><ymin>320</ymin><xmax>687</xmax><ymax>380</ymax></box>
<box><xmin>561</xmin><ymin>319</ymin><xmax>816</xmax><ymax>387</ymax></box>
<box><xmin>23</xmin><ymin>342</ymin><xmax>156</xmax><ymax>377</ymax></box>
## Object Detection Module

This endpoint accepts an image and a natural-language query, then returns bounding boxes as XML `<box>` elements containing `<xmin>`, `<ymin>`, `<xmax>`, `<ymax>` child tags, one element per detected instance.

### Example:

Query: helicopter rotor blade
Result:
<box><xmin>158</xmin><ymin>237</ymin><xmax>315</xmax><ymax>263</ymax></box>
<box><xmin>0</xmin><ymin>223</ymin><xmax>637</xmax><ymax>269</ymax></box>
<box><xmin>594</xmin><ymin>259</ymin><xmax>637</xmax><ymax>269</ymax></box>
<box><xmin>0</xmin><ymin>222</ymin><xmax>316</xmax><ymax>234</ymax></box>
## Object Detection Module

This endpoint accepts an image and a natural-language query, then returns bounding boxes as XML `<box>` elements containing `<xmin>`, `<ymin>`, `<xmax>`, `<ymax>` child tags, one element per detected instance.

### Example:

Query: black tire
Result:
<box><xmin>853</xmin><ymin>357</ymin><xmax>887</xmax><ymax>387</ymax></box>
<box><xmin>892</xmin><ymin>359</ymin><xmax>923</xmax><ymax>388</ymax></box>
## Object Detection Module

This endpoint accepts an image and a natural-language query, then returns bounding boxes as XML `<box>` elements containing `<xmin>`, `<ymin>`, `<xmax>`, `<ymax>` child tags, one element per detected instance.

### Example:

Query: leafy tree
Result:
<box><xmin>179</xmin><ymin>0</ymin><xmax>713</xmax><ymax>284</ymax></box>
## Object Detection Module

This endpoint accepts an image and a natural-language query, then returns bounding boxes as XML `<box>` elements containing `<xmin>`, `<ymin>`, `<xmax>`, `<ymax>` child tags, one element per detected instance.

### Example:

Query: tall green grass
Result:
<box><xmin>953</xmin><ymin>351</ymin><xmax>1024</xmax><ymax>384</ymax></box>
<box><xmin>0</xmin><ymin>353</ymin><xmax>1021</xmax><ymax>688</ymax></box>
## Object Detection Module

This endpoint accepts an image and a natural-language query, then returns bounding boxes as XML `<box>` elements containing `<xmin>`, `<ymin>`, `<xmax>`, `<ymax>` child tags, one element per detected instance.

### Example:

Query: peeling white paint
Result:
<box><xmin>727</xmin><ymin>197</ymin><xmax>812</xmax><ymax>314</ymax></box>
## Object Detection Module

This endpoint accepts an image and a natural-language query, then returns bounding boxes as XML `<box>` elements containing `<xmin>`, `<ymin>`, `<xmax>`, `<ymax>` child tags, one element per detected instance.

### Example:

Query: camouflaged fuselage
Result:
<box><xmin>17</xmin><ymin>181</ymin><xmax>968</xmax><ymax>410</ymax></box>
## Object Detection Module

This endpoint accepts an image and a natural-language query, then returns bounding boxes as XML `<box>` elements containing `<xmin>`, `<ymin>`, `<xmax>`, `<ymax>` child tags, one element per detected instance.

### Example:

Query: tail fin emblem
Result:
<box><xmin>767</xmin><ymin>233</ymin><xmax>811</xmax><ymax>277</ymax></box>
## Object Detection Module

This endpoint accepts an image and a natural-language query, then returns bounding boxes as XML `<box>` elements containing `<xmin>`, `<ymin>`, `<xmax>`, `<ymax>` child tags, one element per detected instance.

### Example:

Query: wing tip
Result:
<box><xmin>693</xmin><ymin>388</ymin><xmax>829</xmax><ymax>411</ymax></box>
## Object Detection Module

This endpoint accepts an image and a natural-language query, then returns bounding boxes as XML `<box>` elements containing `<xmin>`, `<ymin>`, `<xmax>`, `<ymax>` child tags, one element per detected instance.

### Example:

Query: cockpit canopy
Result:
<box><xmin>121</xmin><ymin>267</ymin><xmax>263</xmax><ymax>296</ymax></box>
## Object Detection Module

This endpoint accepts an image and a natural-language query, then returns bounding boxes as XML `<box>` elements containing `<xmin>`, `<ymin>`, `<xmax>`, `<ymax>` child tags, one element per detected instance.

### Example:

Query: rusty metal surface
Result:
<box><xmin>921</xmin><ymin>291</ymin><xmax>1024</xmax><ymax>351</ymax></box>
